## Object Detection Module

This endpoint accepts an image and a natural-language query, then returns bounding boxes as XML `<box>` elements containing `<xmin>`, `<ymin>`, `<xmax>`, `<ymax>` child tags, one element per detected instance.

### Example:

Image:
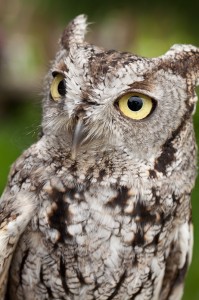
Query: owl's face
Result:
<box><xmin>42</xmin><ymin>15</ymin><xmax>199</xmax><ymax>162</ymax></box>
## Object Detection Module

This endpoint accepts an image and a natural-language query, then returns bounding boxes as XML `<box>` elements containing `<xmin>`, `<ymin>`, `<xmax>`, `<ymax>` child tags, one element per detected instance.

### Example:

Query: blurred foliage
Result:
<box><xmin>0</xmin><ymin>0</ymin><xmax>199</xmax><ymax>299</ymax></box>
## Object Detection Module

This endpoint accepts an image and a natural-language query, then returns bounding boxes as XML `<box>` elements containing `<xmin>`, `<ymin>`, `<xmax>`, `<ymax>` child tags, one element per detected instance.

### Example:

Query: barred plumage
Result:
<box><xmin>0</xmin><ymin>15</ymin><xmax>198</xmax><ymax>300</ymax></box>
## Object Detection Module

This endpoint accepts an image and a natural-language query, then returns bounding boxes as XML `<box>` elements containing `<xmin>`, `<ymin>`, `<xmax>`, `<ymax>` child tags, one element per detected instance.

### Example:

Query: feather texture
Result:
<box><xmin>0</xmin><ymin>15</ymin><xmax>198</xmax><ymax>299</ymax></box>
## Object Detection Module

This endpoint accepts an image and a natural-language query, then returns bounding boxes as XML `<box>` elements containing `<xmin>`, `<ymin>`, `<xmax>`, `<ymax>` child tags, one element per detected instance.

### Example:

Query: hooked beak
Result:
<box><xmin>71</xmin><ymin>117</ymin><xmax>85</xmax><ymax>159</ymax></box>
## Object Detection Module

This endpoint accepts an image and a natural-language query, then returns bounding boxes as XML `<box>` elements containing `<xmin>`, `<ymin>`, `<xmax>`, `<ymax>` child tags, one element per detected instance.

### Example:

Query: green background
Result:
<box><xmin>0</xmin><ymin>1</ymin><xmax>199</xmax><ymax>299</ymax></box>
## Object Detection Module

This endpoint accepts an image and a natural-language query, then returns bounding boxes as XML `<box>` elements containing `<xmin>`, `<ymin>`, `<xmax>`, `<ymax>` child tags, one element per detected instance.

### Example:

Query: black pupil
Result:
<box><xmin>127</xmin><ymin>96</ymin><xmax>143</xmax><ymax>111</ymax></box>
<box><xmin>58</xmin><ymin>80</ymin><xmax>66</xmax><ymax>96</ymax></box>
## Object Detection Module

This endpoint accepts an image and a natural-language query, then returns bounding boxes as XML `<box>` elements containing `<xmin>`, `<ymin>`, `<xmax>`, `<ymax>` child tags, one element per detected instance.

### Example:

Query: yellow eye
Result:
<box><xmin>50</xmin><ymin>74</ymin><xmax>66</xmax><ymax>101</ymax></box>
<box><xmin>118</xmin><ymin>93</ymin><xmax>154</xmax><ymax>120</ymax></box>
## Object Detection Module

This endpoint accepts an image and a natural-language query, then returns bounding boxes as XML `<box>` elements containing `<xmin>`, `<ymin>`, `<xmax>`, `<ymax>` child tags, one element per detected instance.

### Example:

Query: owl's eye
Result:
<box><xmin>50</xmin><ymin>74</ymin><xmax>66</xmax><ymax>101</ymax></box>
<box><xmin>118</xmin><ymin>93</ymin><xmax>154</xmax><ymax>120</ymax></box>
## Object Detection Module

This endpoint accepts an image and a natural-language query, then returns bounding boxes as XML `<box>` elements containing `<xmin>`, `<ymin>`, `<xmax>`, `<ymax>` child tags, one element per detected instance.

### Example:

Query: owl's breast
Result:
<box><xmin>8</xmin><ymin>175</ymin><xmax>183</xmax><ymax>300</ymax></box>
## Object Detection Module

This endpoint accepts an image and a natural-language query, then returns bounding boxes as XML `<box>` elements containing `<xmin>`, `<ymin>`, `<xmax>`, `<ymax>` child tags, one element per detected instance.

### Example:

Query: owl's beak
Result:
<box><xmin>71</xmin><ymin>117</ymin><xmax>85</xmax><ymax>160</ymax></box>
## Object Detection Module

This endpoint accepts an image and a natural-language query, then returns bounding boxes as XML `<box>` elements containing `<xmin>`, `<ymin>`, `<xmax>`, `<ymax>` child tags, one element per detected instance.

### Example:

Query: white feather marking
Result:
<box><xmin>105</xmin><ymin>235</ymin><xmax>122</xmax><ymax>269</ymax></box>
<box><xmin>0</xmin><ymin>192</ymin><xmax>37</xmax><ymax>272</ymax></box>
<box><xmin>177</xmin><ymin>222</ymin><xmax>190</xmax><ymax>268</ymax></box>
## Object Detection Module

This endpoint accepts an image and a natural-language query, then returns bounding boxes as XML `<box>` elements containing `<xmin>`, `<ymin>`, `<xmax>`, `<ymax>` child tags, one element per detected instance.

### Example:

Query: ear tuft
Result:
<box><xmin>165</xmin><ymin>44</ymin><xmax>199</xmax><ymax>87</ymax></box>
<box><xmin>61</xmin><ymin>15</ymin><xmax>88</xmax><ymax>50</ymax></box>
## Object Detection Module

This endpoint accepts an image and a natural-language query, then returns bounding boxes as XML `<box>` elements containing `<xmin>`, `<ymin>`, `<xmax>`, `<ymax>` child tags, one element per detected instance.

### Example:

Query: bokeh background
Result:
<box><xmin>0</xmin><ymin>0</ymin><xmax>199</xmax><ymax>299</ymax></box>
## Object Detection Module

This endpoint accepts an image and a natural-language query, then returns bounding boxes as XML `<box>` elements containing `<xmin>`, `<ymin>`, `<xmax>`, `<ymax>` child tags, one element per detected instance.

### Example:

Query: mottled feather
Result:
<box><xmin>0</xmin><ymin>15</ymin><xmax>198</xmax><ymax>300</ymax></box>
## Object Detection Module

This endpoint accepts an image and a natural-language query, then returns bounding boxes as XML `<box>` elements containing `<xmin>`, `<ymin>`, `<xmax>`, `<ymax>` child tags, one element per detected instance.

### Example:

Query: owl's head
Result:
<box><xmin>42</xmin><ymin>15</ymin><xmax>199</xmax><ymax>161</ymax></box>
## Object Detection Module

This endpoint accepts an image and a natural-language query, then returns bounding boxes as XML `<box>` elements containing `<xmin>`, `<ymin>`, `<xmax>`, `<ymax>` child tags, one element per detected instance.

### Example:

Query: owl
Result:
<box><xmin>0</xmin><ymin>14</ymin><xmax>199</xmax><ymax>300</ymax></box>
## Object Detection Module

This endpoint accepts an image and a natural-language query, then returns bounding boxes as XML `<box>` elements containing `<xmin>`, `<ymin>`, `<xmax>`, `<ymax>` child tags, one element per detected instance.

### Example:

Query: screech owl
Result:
<box><xmin>0</xmin><ymin>14</ymin><xmax>199</xmax><ymax>300</ymax></box>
